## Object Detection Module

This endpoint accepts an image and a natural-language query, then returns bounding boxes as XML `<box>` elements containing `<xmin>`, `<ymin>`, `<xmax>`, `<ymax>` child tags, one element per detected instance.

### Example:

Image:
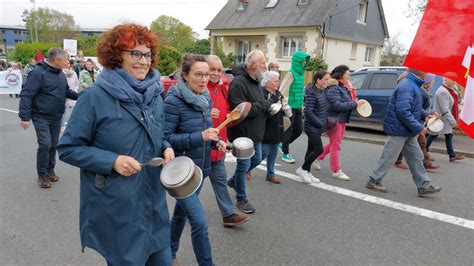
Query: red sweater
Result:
<box><xmin>208</xmin><ymin>81</ymin><xmax>230</xmax><ymax>162</ymax></box>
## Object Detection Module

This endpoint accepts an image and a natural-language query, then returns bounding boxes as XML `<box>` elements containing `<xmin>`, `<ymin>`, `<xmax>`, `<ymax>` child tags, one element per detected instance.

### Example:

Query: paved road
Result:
<box><xmin>1</xmin><ymin>96</ymin><xmax>473</xmax><ymax>265</ymax></box>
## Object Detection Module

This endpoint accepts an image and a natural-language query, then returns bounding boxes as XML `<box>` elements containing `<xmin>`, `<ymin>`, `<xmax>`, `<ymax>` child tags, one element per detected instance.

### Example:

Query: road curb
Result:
<box><xmin>343</xmin><ymin>135</ymin><xmax>474</xmax><ymax>158</ymax></box>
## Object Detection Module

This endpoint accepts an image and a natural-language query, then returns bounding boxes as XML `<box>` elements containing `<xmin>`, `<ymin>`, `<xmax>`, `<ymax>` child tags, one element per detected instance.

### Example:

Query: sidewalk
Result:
<box><xmin>343</xmin><ymin>126</ymin><xmax>474</xmax><ymax>158</ymax></box>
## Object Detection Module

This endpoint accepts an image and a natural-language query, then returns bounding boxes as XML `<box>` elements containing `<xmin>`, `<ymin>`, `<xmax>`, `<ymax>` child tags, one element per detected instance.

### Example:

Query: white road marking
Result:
<box><xmin>252</xmin><ymin>164</ymin><xmax>474</xmax><ymax>230</ymax></box>
<box><xmin>0</xmin><ymin>107</ymin><xmax>19</xmax><ymax>114</ymax></box>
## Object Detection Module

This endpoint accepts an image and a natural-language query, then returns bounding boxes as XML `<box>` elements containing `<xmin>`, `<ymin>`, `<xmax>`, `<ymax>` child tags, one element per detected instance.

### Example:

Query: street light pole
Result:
<box><xmin>30</xmin><ymin>0</ymin><xmax>38</xmax><ymax>42</ymax></box>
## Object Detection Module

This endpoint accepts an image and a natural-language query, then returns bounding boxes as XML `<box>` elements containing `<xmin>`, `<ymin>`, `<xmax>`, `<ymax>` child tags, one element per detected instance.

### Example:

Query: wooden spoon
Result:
<box><xmin>217</xmin><ymin>109</ymin><xmax>242</xmax><ymax>131</ymax></box>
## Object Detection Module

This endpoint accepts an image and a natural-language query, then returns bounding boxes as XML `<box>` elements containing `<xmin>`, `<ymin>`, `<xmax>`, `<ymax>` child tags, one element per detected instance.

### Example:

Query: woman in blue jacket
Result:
<box><xmin>164</xmin><ymin>54</ymin><xmax>225</xmax><ymax>266</ymax></box>
<box><xmin>57</xmin><ymin>24</ymin><xmax>175</xmax><ymax>265</ymax></box>
<box><xmin>296</xmin><ymin>70</ymin><xmax>330</xmax><ymax>183</ymax></box>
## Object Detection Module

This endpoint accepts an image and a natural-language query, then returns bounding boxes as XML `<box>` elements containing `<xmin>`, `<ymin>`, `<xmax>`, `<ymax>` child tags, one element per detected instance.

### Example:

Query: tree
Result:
<box><xmin>22</xmin><ymin>7</ymin><xmax>77</xmax><ymax>43</ymax></box>
<box><xmin>156</xmin><ymin>45</ymin><xmax>182</xmax><ymax>75</ymax></box>
<box><xmin>184</xmin><ymin>39</ymin><xmax>210</xmax><ymax>55</ymax></box>
<box><xmin>12</xmin><ymin>42</ymin><xmax>59</xmax><ymax>65</ymax></box>
<box><xmin>305</xmin><ymin>57</ymin><xmax>328</xmax><ymax>71</ymax></box>
<box><xmin>380</xmin><ymin>32</ymin><xmax>406</xmax><ymax>66</ymax></box>
<box><xmin>77</xmin><ymin>36</ymin><xmax>100</xmax><ymax>56</ymax></box>
<box><xmin>150</xmin><ymin>15</ymin><xmax>195</xmax><ymax>52</ymax></box>
<box><xmin>406</xmin><ymin>0</ymin><xmax>428</xmax><ymax>22</ymax></box>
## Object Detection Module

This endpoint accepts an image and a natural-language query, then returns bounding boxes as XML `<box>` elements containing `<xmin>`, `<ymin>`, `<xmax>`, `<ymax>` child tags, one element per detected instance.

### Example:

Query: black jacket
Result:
<box><xmin>227</xmin><ymin>65</ymin><xmax>272</xmax><ymax>143</ymax></box>
<box><xmin>304</xmin><ymin>85</ymin><xmax>328</xmax><ymax>134</ymax></box>
<box><xmin>262</xmin><ymin>88</ymin><xmax>284</xmax><ymax>144</ymax></box>
<box><xmin>19</xmin><ymin>61</ymin><xmax>78</xmax><ymax>120</ymax></box>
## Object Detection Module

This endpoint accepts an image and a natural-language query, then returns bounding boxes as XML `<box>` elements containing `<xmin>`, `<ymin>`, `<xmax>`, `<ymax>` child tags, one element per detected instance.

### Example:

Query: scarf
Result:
<box><xmin>443</xmin><ymin>84</ymin><xmax>459</xmax><ymax>122</ymax></box>
<box><xmin>96</xmin><ymin>67</ymin><xmax>163</xmax><ymax>133</ymax></box>
<box><xmin>62</xmin><ymin>68</ymin><xmax>75</xmax><ymax>77</ymax></box>
<box><xmin>175</xmin><ymin>80</ymin><xmax>211</xmax><ymax>112</ymax></box>
<box><xmin>340</xmin><ymin>79</ymin><xmax>357</xmax><ymax>100</ymax></box>
<box><xmin>87</xmin><ymin>69</ymin><xmax>95</xmax><ymax>82</ymax></box>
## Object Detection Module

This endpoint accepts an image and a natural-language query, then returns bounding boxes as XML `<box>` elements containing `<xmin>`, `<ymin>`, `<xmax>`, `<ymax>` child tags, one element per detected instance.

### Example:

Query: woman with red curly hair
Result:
<box><xmin>58</xmin><ymin>23</ymin><xmax>175</xmax><ymax>265</ymax></box>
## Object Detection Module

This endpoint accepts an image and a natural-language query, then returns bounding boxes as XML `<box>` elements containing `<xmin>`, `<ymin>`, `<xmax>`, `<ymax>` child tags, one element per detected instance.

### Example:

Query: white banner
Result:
<box><xmin>63</xmin><ymin>39</ymin><xmax>78</xmax><ymax>56</ymax></box>
<box><xmin>0</xmin><ymin>70</ymin><xmax>22</xmax><ymax>94</ymax></box>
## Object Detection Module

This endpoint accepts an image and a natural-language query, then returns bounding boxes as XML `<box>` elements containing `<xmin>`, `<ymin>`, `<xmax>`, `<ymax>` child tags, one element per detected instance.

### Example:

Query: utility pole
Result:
<box><xmin>30</xmin><ymin>0</ymin><xmax>38</xmax><ymax>42</ymax></box>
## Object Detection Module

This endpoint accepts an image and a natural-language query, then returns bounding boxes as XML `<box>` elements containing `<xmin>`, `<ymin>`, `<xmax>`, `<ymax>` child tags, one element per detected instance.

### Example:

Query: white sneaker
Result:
<box><xmin>332</xmin><ymin>170</ymin><xmax>350</xmax><ymax>181</ymax></box>
<box><xmin>296</xmin><ymin>167</ymin><xmax>312</xmax><ymax>184</ymax></box>
<box><xmin>307</xmin><ymin>172</ymin><xmax>321</xmax><ymax>183</ymax></box>
<box><xmin>312</xmin><ymin>159</ymin><xmax>321</xmax><ymax>170</ymax></box>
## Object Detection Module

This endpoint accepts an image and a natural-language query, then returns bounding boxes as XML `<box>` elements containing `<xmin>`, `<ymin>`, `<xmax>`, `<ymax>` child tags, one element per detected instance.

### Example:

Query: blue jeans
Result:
<box><xmin>229</xmin><ymin>142</ymin><xmax>262</xmax><ymax>202</ymax></box>
<box><xmin>31</xmin><ymin>116</ymin><xmax>62</xmax><ymax>179</ymax></box>
<box><xmin>261</xmin><ymin>143</ymin><xmax>278</xmax><ymax>177</ymax></box>
<box><xmin>170</xmin><ymin>187</ymin><xmax>214</xmax><ymax>266</ymax></box>
<box><xmin>370</xmin><ymin>136</ymin><xmax>431</xmax><ymax>189</ymax></box>
<box><xmin>106</xmin><ymin>247</ymin><xmax>172</xmax><ymax>266</ymax></box>
<box><xmin>426</xmin><ymin>133</ymin><xmax>456</xmax><ymax>158</ymax></box>
<box><xmin>210</xmin><ymin>158</ymin><xmax>235</xmax><ymax>217</ymax></box>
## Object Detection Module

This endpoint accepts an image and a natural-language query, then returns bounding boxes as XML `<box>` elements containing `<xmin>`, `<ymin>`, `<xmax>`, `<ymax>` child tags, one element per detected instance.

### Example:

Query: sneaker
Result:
<box><xmin>332</xmin><ymin>170</ymin><xmax>350</xmax><ymax>181</ymax></box>
<box><xmin>395</xmin><ymin>162</ymin><xmax>408</xmax><ymax>169</ymax></box>
<box><xmin>266</xmin><ymin>176</ymin><xmax>281</xmax><ymax>184</ymax></box>
<box><xmin>236</xmin><ymin>200</ymin><xmax>256</xmax><ymax>214</ymax></box>
<box><xmin>366</xmin><ymin>179</ymin><xmax>387</xmax><ymax>193</ymax></box>
<box><xmin>37</xmin><ymin>176</ymin><xmax>52</xmax><ymax>189</ymax></box>
<box><xmin>418</xmin><ymin>185</ymin><xmax>442</xmax><ymax>197</ymax></box>
<box><xmin>282</xmin><ymin>153</ymin><xmax>296</xmax><ymax>164</ymax></box>
<box><xmin>307</xmin><ymin>172</ymin><xmax>320</xmax><ymax>183</ymax></box>
<box><xmin>223</xmin><ymin>213</ymin><xmax>250</xmax><ymax>227</ymax></box>
<box><xmin>449</xmin><ymin>155</ymin><xmax>465</xmax><ymax>162</ymax></box>
<box><xmin>312</xmin><ymin>159</ymin><xmax>321</xmax><ymax>170</ymax></box>
<box><xmin>296</xmin><ymin>167</ymin><xmax>312</xmax><ymax>184</ymax></box>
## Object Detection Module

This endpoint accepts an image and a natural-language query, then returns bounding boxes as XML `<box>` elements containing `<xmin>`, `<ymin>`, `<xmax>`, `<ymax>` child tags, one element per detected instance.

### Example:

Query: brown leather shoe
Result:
<box><xmin>424</xmin><ymin>163</ymin><xmax>440</xmax><ymax>172</ymax></box>
<box><xmin>50</xmin><ymin>175</ymin><xmax>60</xmax><ymax>182</ymax></box>
<box><xmin>37</xmin><ymin>176</ymin><xmax>51</xmax><ymax>189</ymax></box>
<box><xmin>246</xmin><ymin>171</ymin><xmax>252</xmax><ymax>180</ymax></box>
<box><xmin>395</xmin><ymin>162</ymin><xmax>408</xmax><ymax>169</ymax></box>
<box><xmin>266</xmin><ymin>176</ymin><xmax>281</xmax><ymax>184</ymax></box>
<box><xmin>449</xmin><ymin>155</ymin><xmax>465</xmax><ymax>162</ymax></box>
<box><xmin>223</xmin><ymin>213</ymin><xmax>250</xmax><ymax>228</ymax></box>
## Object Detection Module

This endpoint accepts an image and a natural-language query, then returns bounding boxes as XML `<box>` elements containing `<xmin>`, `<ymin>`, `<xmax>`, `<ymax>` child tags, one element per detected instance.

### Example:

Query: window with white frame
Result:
<box><xmin>350</xmin><ymin>43</ymin><xmax>358</xmax><ymax>58</ymax></box>
<box><xmin>364</xmin><ymin>46</ymin><xmax>375</xmax><ymax>63</ymax></box>
<box><xmin>281</xmin><ymin>36</ymin><xmax>304</xmax><ymax>57</ymax></box>
<box><xmin>357</xmin><ymin>0</ymin><xmax>368</xmax><ymax>24</ymax></box>
<box><xmin>236</xmin><ymin>40</ymin><xmax>252</xmax><ymax>64</ymax></box>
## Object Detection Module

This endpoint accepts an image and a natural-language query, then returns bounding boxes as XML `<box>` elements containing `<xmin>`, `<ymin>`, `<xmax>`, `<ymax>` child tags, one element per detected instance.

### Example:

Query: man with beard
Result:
<box><xmin>226</xmin><ymin>50</ymin><xmax>273</xmax><ymax>214</ymax></box>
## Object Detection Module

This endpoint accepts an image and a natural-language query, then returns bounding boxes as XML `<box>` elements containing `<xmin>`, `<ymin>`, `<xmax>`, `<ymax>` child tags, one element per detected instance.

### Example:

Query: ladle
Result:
<box><xmin>141</xmin><ymin>157</ymin><xmax>164</xmax><ymax>167</ymax></box>
<box><xmin>217</xmin><ymin>109</ymin><xmax>242</xmax><ymax>131</ymax></box>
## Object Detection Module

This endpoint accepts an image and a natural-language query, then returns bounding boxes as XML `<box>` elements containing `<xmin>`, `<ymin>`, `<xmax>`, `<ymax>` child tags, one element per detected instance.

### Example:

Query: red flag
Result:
<box><xmin>403</xmin><ymin>0</ymin><xmax>474</xmax><ymax>87</ymax></box>
<box><xmin>36</xmin><ymin>49</ymin><xmax>45</xmax><ymax>62</ymax></box>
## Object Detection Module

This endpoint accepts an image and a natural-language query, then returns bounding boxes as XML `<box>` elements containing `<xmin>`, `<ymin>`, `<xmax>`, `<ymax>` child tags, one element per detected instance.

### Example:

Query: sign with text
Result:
<box><xmin>63</xmin><ymin>39</ymin><xmax>78</xmax><ymax>56</ymax></box>
<box><xmin>0</xmin><ymin>70</ymin><xmax>22</xmax><ymax>94</ymax></box>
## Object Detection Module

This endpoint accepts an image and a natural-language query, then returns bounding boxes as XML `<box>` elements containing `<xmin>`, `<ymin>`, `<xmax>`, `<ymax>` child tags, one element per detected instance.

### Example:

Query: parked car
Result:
<box><xmin>160</xmin><ymin>68</ymin><xmax>234</xmax><ymax>93</ymax></box>
<box><xmin>349</xmin><ymin>67</ymin><xmax>443</xmax><ymax>127</ymax></box>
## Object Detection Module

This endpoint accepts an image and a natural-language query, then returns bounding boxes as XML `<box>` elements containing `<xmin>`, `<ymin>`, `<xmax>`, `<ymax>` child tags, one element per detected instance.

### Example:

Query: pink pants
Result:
<box><xmin>318</xmin><ymin>122</ymin><xmax>346</xmax><ymax>172</ymax></box>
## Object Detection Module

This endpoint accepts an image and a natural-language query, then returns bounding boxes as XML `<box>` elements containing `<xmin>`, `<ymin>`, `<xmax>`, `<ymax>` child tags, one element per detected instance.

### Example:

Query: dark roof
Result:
<box><xmin>206</xmin><ymin>0</ymin><xmax>337</xmax><ymax>30</ymax></box>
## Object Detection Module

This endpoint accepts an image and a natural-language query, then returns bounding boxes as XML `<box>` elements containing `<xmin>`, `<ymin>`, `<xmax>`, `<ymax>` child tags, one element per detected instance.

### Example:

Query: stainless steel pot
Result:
<box><xmin>231</xmin><ymin>137</ymin><xmax>255</xmax><ymax>159</ymax></box>
<box><xmin>268</xmin><ymin>103</ymin><xmax>282</xmax><ymax>115</ymax></box>
<box><xmin>282</xmin><ymin>104</ymin><xmax>292</xmax><ymax>117</ymax></box>
<box><xmin>160</xmin><ymin>156</ymin><xmax>203</xmax><ymax>199</ymax></box>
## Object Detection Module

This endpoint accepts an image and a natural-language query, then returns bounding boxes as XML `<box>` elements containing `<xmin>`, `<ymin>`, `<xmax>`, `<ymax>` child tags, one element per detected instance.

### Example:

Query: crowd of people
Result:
<box><xmin>13</xmin><ymin>22</ymin><xmax>465</xmax><ymax>265</ymax></box>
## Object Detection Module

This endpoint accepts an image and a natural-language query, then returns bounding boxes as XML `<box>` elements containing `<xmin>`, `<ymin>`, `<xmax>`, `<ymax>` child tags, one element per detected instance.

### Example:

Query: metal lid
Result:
<box><xmin>233</xmin><ymin>137</ymin><xmax>253</xmax><ymax>149</ymax></box>
<box><xmin>160</xmin><ymin>156</ymin><xmax>194</xmax><ymax>187</ymax></box>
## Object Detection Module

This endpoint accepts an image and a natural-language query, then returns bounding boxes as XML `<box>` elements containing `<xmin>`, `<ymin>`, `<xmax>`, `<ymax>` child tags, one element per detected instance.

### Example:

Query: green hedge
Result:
<box><xmin>12</xmin><ymin>42</ymin><xmax>59</xmax><ymax>65</ymax></box>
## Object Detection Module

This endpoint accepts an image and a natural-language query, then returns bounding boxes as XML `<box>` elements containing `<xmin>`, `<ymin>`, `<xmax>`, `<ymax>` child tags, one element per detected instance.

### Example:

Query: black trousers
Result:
<box><xmin>32</xmin><ymin>116</ymin><xmax>62</xmax><ymax>179</ymax></box>
<box><xmin>282</xmin><ymin>108</ymin><xmax>303</xmax><ymax>154</ymax></box>
<box><xmin>302</xmin><ymin>133</ymin><xmax>324</xmax><ymax>171</ymax></box>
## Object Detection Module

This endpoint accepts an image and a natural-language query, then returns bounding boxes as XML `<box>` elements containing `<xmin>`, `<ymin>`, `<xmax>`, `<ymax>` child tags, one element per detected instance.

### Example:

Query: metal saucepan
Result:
<box><xmin>425</xmin><ymin>117</ymin><xmax>444</xmax><ymax>133</ymax></box>
<box><xmin>231</xmin><ymin>137</ymin><xmax>255</xmax><ymax>159</ymax></box>
<box><xmin>160</xmin><ymin>156</ymin><xmax>203</xmax><ymax>199</ymax></box>
<box><xmin>231</xmin><ymin>102</ymin><xmax>252</xmax><ymax>126</ymax></box>
<box><xmin>268</xmin><ymin>103</ymin><xmax>282</xmax><ymax>115</ymax></box>
<box><xmin>355</xmin><ymin>99</ymin><xmax>372</xmax><ymax>117</ymax></box>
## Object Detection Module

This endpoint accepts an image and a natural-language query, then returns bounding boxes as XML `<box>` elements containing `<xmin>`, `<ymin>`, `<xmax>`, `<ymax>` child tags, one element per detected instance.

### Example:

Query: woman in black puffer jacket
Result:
<box><xmin>295</xmin><ymin>71</ymin><xmax>330</xmax><ymax>184</ymax></box>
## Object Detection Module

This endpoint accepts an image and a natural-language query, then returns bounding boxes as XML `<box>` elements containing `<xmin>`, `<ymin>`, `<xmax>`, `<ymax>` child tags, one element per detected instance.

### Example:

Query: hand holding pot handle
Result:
<box><xmin>162</xmin><ymin>147</ymin><xmax>175</xmax><ymax>166</ymax></box>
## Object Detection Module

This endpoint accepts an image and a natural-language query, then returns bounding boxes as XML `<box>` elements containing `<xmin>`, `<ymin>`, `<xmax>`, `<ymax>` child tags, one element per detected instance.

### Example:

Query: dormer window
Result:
<box><xmin>357</xmin><ymin>0</ymin><xmax>368</xmax><ymax>24</ymax></box>
<box><xmin>237</xmin><ymin>0</ymin><xmax>248</xmax><ymax>12</ymax></box>
<box><xmin>297</xmin><ymin>0</ymin><xmax>308</xmax><ymax>5</ymax></box>
<box><xmin>265</xmin><ymin>0</ymin><xmax>279</xmax><ymax>9</ymax></box>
